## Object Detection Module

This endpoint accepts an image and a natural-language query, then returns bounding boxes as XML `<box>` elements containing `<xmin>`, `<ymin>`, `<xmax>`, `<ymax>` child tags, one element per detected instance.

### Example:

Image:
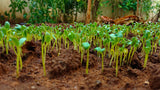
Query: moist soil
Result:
<box><xmin>0</xmin><ymin>22</ymin><xmax>160</xmax><ymax>90</ymax></box>
<box><xmin>0</xmin><ymin>40</ymin><xmax>160</xmax><ymax>90</ymax></box>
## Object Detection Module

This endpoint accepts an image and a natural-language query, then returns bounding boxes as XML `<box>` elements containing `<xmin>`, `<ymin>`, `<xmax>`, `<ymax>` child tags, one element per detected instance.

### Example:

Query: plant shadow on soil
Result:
<box><xmin>0</xmin><ymin>37</ymin><xmax>160</xmax><ymax>90</ymax></box>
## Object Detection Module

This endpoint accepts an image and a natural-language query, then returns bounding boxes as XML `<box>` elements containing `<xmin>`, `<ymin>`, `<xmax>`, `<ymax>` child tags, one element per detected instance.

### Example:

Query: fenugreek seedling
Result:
<box><xmin>143</xmin><ymin>39</ymin><xmax>151</xmax><ymax>68</ymax></box>
<box><xmin>10</xmin><ymin>37</ymin><xmax>26</xmax><ymax>77</ymax></box>
<box><xmin>128</xmin><ymin>37</ymin><xmax>139</xmax><ymax>64</ymax></box>
<box><xmin>94</xmin><ymin>47</ymin><xmax>105</xmax><ymax>72</ymax></box>
<box><xmin>41</xmin><ymin>32</ymin><xmax>51</xmax><ymax>76</ymax></box>
<box><xmin>2</xmin><ymin>21</ymin><xmax>11</xmax><ymax>54</ymax></box>
<box><xmin>82</xmin><ymin>42</ymin><xmax>90</xmax><ymax>74</ymax></box>
<box><xmin>80</xmin><ymin>37</ymin><xmax>87</xmax><ymax>63</ymax></box>
<box><xmin>0</xmin><ymin>31</ymin><xmax>4</xmax><ymax>51</ymax></box>
<box><xmin>142</xmin><ymin>30</ymin><xmax>151</xmax><ymax>53</ymax></box>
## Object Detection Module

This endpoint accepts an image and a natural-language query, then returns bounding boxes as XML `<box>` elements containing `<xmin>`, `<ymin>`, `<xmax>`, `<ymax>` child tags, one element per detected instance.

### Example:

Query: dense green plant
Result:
<box><xmin>118</xmin><ymin>0</ymin><xmax>137</xmax><ymax>13</ymax></box>
<box><xmin>139</xmin><ymin>0</ymin><xmax>153</xmax><ymax>20</ymax></box>
<box><xmin>7</xmin><ymin>0</ymin><xmax>27</xmax><ymax>20</ymax></box>
<box><xmin>6</xmin><ymin>0</ymin><xmax>87</xmax><ymax>23</ymax></box>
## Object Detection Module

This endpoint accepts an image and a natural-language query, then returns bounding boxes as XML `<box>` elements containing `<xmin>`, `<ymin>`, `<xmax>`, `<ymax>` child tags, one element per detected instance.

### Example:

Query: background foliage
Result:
<box><xmin>1</xmin><ymin>0</ymin><xmax>159</xmax><ymax>23</ymax></box>
<box><xmin>4</xmin><ymin>0</ymin><xmax>87</xmax><ymax>23</ymax></box>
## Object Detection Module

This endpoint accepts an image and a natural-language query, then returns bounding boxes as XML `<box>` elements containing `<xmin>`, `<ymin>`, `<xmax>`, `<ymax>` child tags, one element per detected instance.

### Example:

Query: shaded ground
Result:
<box><xmin>0</xmin><ymin>40</ymin><xmax>160</xmax><ymax>90</ymax></box>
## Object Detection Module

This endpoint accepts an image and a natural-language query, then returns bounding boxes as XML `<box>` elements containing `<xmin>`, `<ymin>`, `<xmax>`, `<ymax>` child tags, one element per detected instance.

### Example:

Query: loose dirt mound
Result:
<box><xmin>48</xmin><ymin>48</ymin><xmax>98</xmax><ymax>78</ymax></box>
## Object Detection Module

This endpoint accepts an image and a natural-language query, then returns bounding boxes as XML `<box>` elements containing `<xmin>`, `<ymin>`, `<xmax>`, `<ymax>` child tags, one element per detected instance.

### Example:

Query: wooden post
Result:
<box><xmin>86</xmin><ymin>0</ymin><xmax>92</xmax><ymax>24</ymax></box>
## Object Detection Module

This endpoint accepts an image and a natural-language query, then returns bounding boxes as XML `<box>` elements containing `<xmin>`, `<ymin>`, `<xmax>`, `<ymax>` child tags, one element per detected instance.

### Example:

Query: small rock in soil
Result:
<box><xmin>144</xmin><ymin>81</ymin><xmax>149</xmax><ymax>85</ymax></box>
<box><xmin>31</xmin><ymin>86</ymin><xmax>36</xmax><ymax>90</ymax></box>
<box><xmin>95</xmin><ymin>80</ymin><xmax>102</xmax><ymax>87</ymax></box>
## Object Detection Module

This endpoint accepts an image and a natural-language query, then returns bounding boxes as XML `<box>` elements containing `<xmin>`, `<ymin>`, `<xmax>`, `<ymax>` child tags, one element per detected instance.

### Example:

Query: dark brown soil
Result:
<box><xmin>0</xmin><ymin>40</ymin><xmax>160</xmax><ymax>90</ymax></box>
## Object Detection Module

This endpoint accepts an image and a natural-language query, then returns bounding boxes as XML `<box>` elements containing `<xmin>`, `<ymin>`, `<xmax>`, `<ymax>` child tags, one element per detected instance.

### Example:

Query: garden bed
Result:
<box><xmin>0</xmin><ymin>22</ymin><xmax>160</xmax><ymax>90</ymax></box>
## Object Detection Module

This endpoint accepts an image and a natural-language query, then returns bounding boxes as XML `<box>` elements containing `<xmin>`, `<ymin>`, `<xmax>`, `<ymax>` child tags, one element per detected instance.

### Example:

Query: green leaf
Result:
<box><xmin>52</xmin><ymin>34</ymin><xmax>56</xmax><ymax>40</ymax></box>
<box><xmin>131</xmin><ymin>37</ymin><xmax>139</xmax><ymax>47</ymax></box>
<box><xmin>103</xmin><ymin>38</ymin><xmax>109</xmax><ymax>45</ymax></box>
<box><xmin>82</xmin><ymin>42</ymin><xmax>90</xmax><ymax>50</ymax></box>
<box><xmin>144</xmin><ymin>39</ymin><xmax>151</xmax><ymax>54</ymax></box>
<box><xmin>45</xmin><ymin>32</ymin><xmax>51</xmax><ymax>43</ymax></box>
<box><xmin>68</xmin><ymin>32</ymin><xmax>75</xmax><ymax>42</ymax></box>
<box><xmin>23</xmin><ymin>13</ymin><xmax>27</xmax><ymax>19</ymax></box>
<box><xmin>0</xmin><ymin>31</ymin><xmax>3</xmax><ymax>40</ymax></box>
<box><xmin>10</xmin><ymin>37</ymin><xmax>19</xmax><ymax>46</ymax></box>
<box><xmin>117</xmin><ymin>31</ymin><xmax>123</xmax><ymax>38</ymax></box>
<box><xmin>127</xmin><ymin>40</ymin><xmax>132</xmax><ymax>45</ymax></box>
<box><xmin>144</xmin><ymin>47</ymin><xmax>150</xmax><ymax>54</ymax></box>
<box><xmin>15</xmin><ymin>24</ymin><xmax>22</xmax><ymax>30</ymax></box>
<box><xmin>159</xmin><ymin>40</ymin><xmax>160</xmax><ymax>46</ymax></box>
<box><xmin>4</xmin><ymin>21</ymin><xmax>10</xmax><ymax>28</ymax></box>
<box><xmin>94</xmin><ymin>47</ymin><xmax>105</xmax><ymax>53</ymax></box>
<box><xmin>19</xmin><ymin>38</ymin><xmax>26</xmax><ymax>47</ymax></box>
<box><xmin>110</xmin><ymin>34</ymin><xmax>116</xmax><ymax>39</ymax></box>
<box><xmin>146</xmin><ymin>39</ymin><xmax>151</xmax><ymax>47</ymax></box>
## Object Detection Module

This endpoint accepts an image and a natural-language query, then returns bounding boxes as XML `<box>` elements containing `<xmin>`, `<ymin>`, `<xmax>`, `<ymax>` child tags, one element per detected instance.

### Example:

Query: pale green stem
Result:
<box><xmin>130</xmin><ymin>47</ymin><xmax>136</xmax><ymax>64</ymax></box>
<box><xmin>101</xmin><ymin>53</ymin><xmax>104</xmax><ymax>72</ymax></box>
<box><xmin>86</xmin><ymin>49</ymin><xmax>89</xmax><ymax>74</ymax></box>
<box><xmin>143</xmin><ymin>54</ymin><xmax>148</xmax><ymax>68</ymax></box>
<box><xmin>116</xmin><ymin>52</ymin><xmax>119</xmax><ymax>77</ymax></box>
<box><xmin>128</xmin><ymin>47</ymin><xmax>133</xmax><ymax>64</ymax></box>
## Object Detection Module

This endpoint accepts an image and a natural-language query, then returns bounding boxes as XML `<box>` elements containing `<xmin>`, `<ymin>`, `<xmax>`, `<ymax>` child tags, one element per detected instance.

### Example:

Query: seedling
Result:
<box><xmin>143</xmin><ymin>39</ymin><xmax>151</xmax><ymax>68</ymax></box>
<box><xmin>82</xmin><ymin>42</ymin><xmax>90</xmax><ymax>74</ymax></box>
<box><xmin>10</xmin><ymin>37</ymin><xmax>26</xmax><ymax>77</ymax></box>
<box><xmin>41</xmin><ymin>32</ymin><xmax>51</xmax><ymax>76</ymax></box>
<box><xmin>94</xmin><ymin>47</ymin><xmax>105</xmax><ymax>72</ymax></box>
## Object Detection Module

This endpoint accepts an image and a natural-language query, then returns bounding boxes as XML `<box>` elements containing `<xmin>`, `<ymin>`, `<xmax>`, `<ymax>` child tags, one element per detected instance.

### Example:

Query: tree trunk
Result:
<box><xmin>136</xmin><ymin>0</ymin><xmax>139</xmax><ymax>16</ymax></box>
<box><xmin>86</xmin><ymin>0</ymin><xmax>92</xmax><ymax>24</ymax></box>
<box><xmin>92</xmin><ymin>0</ymin><xmax>100</xmax><ymax>22</ymax></box>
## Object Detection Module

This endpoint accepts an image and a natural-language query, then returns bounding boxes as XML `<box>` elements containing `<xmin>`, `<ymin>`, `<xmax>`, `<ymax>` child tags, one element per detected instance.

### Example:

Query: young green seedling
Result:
<box><xmin>94</xmin><ymin>47</ymin><xmax>105</xmax><ymax>72</ymax></box>
<box><xmin>0</xmin><ymin>31</ymin><xmax>4</xmax><ymax>51</ymax></box>
<box><xmin>4</xmin><ymin>21</ymin><xmax>10</xmax><ymax>29</ymax></box>
<box><xmin>142</xmin><ymin>30</ymin><xmax>151</xmax><ymax>53</ymax></box>
<box><xmin>143</xmin><ymin>39</ymin><xmax>151</xmax><ymax>68</ymax></box>
<box><xmin>10</xmin><ymin>37</ymin><xmax>26</xmax><ymax>77</ymax></box>
<box><xmin>41</xmin><ymin>32</ymin><xmax>51</xmax><ymax>76</ymax></box>
<box><xmin>128</xmin><ymin>37</ymin><xmax>139</xmax><ymax>64</ymax></box>
<box><xmin>2</xmin><ymin>21</ymin><xmax>11</xmax><ymax>54</ymax></box>
<box><xmin>82</xmin><ymin>42</ymin><xmax>90</xmax><ymax>74</ymax></box>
